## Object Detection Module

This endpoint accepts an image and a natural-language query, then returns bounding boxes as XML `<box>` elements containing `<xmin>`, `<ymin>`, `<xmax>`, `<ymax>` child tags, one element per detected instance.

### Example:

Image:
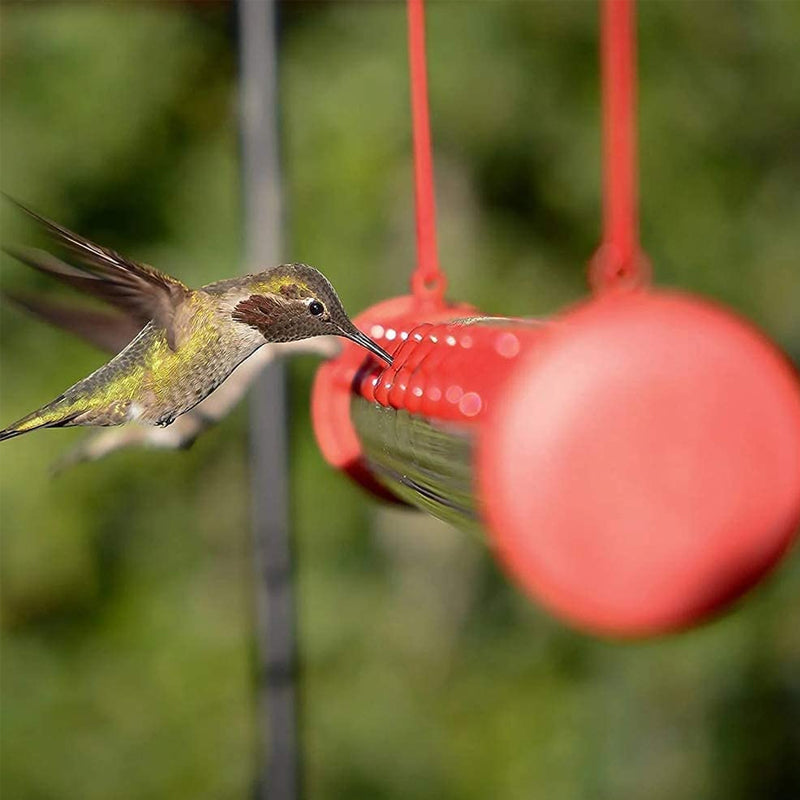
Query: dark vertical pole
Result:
<box><xmin>237</xmin><ymin>1</ymin><xmax>299</xmax><ymax>799</ymax></box>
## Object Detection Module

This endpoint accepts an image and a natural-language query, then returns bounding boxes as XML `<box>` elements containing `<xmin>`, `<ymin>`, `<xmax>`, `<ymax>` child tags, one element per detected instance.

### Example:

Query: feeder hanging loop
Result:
<box><xmin>407</xmin><ymin>0</ymin><xmax>447</xmax><ymax>307</ymax></box>
<box><xmin>590</xmin><ymin>0</ymin><xmax>651</xmax><ymax>293</ymax></box>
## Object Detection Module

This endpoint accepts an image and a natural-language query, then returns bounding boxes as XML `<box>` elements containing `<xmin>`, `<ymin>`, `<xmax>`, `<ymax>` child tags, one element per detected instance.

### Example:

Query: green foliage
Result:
<box><xmin>1</xmin><ymin>2</ymin><xmax>799</xmax><ymax>799</ymax></box>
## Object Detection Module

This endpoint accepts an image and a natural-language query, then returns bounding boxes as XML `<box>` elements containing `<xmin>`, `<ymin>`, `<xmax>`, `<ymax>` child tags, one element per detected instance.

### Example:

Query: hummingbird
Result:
<box><xmin>0</xmin><ymin>200</ymin><xmax>392</xmax><ymax>442</ymax></box>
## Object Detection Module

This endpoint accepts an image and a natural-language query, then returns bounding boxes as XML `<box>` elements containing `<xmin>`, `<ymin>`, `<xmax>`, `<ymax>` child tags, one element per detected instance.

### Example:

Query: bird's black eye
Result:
<box><xmin>308</xmin><ymin>300</ymin><xmax>324</xmax><ymax>317</ymax></box>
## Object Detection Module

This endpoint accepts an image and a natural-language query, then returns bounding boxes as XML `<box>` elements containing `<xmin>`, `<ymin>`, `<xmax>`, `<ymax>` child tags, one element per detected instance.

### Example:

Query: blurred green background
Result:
<box><xmin>1</xmin><ymin>1</ymin><xmax>799</xmax><ymax>798</ymax></box>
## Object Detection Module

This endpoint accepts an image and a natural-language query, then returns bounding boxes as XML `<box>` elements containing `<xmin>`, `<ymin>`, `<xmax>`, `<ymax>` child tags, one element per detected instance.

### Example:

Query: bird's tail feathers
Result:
<box><xmin>0</xmin><ymin>398</ymin><xmax>81</xmax><ymax>442</ymax></box>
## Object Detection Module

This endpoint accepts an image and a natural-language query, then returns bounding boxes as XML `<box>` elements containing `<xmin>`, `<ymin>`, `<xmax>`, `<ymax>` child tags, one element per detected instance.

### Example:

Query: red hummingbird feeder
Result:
<box><xmin>312</xmin><ymin>0</ymin><xmax>800</xmax><ymax>637</ymax></box>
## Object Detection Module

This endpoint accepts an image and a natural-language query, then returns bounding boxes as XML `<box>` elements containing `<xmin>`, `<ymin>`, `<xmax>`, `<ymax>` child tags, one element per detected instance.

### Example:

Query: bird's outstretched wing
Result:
<box><xmin>3</xmin><ymin>196</ymin><xmax>190</xmax><ymax>349</ymax></box>
<box><xmin>2</xmin><ymin>246</ymin><xmax>158</xmax><ymax>328</ymax></box>
<box><xmin>4</xmin><ymin>291</ymin><xmax>142</xmax><ymax>354</ymax></box>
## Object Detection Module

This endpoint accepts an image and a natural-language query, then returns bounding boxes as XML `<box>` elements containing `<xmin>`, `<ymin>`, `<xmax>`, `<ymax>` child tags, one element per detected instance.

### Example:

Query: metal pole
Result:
<box><xmin>237</xmin><ymin>1</ymin><xmax>299</xmax><ymax>798</ymax></box>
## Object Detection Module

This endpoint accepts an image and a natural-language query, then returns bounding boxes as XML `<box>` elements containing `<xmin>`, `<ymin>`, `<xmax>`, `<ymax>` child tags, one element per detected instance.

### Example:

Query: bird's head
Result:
<box><xmin>231</xmin><ymin>264</ymin><xmax>392</xmax><ymax>364</ymax></box>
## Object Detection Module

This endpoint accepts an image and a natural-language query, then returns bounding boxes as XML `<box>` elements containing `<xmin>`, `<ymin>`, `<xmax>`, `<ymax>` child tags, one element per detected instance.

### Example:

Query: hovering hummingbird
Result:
<box><xmin>0</xmin><ymin>201</ymin><xmax>392</xmax><ymax>442</ymax></box>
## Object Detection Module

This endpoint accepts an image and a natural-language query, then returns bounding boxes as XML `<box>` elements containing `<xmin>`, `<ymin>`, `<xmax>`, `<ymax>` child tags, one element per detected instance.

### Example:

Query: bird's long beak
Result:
<box><xmin>344</xmin><ymin>327</ymin><xmax>393</xmax><ymax>365</ymax></box>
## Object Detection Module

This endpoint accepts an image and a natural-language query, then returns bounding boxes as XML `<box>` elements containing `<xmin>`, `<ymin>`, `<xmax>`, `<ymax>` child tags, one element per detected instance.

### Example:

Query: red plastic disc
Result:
<box><xmin>480</xmin><ymin>290</ymin><xmax>800</xmax><ymax>636</ymax></box>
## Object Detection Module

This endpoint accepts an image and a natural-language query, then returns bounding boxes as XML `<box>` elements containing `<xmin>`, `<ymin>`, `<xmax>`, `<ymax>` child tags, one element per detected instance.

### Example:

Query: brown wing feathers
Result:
<box><xmin>3</xmin><ymin>291</ymin><xmax>143</xmax><ymax>354</ymax></box>
<box><xmin>2</xmin><ymin>196</ymin><xmax>190</xmax><ymax>349</ymax></box>
<box><xmin>3</xmin><ymin>245</ymin><xmax>150</xmax><ymax>322</ymax></box>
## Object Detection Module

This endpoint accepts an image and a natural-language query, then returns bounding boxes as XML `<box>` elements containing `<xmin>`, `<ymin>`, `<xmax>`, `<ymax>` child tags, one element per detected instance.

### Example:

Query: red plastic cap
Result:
<box><xmin>480</xmin><ymin>291</ymin><xmax>800</xmax><ymax>636</ymax></box>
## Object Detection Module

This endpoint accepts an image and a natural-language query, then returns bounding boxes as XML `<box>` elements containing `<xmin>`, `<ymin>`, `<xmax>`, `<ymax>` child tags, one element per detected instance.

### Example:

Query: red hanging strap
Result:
<box><xmin>590</xmin><ymin>0</ymin><xmax>650</xmax><ymax>293</ymax></box>
<box><xmin>407</xmin><ymin>0</ymin><xmax>447</xmax><ymax>306</ymax></box>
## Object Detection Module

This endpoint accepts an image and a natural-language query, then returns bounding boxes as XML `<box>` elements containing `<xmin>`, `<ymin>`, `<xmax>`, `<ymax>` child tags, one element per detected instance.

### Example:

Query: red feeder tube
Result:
<box><xmin>312</xmin><ymin>294</ymin><xmax>800</xmax><ymax>636</ymax></box>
